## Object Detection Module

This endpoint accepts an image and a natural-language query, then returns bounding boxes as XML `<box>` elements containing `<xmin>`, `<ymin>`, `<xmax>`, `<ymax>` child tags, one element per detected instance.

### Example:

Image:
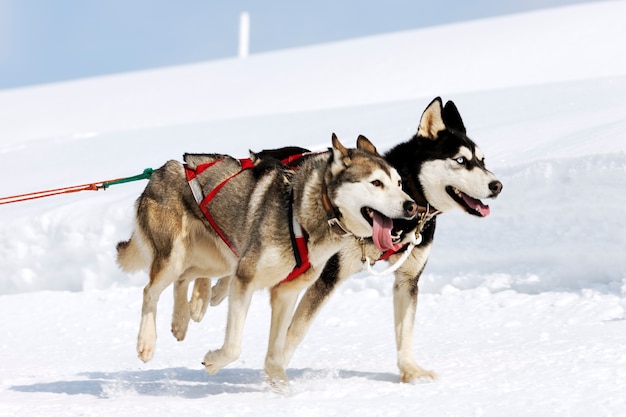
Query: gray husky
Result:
<box><xmin>194</xmin><ymin>97</ymin><xmax>503</xmax><ymax>383</ymax></box>
<box><xmin>117</xmin><ymin>134</ymin><xmax>418</xmax><ymax>382</ymax></box>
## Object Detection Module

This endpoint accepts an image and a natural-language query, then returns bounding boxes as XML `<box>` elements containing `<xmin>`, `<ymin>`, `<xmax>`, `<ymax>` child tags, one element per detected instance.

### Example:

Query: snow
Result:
<box><xmin>1</xmin><ymin>1</ymin><xmax>626</xmax><ymax>416</ymax></box>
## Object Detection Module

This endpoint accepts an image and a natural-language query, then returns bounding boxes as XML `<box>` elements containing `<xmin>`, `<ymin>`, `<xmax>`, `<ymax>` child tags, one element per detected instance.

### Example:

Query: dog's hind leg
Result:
<box><xmin>175</xmin><ymin>267</ymin><xmax>226</xmax><ymax>337</ymax></box>
<box><xmin>189</xmin><ymin>278</ymin><xmax>211</xmax><ymax>322</ymax></box>
<box><xmin>171</xmin><ymin>279</ymin><xmax>192</xmax><ymax>341</ymax></box>
<box><xmin>188</xmin><ymin>275</ymin><xmax>230</xmax><ymax>322</ymax></box>
<box><xmin>137</xmin><ymin>261</ymin><xmax>177</xmax><ymax>362</ymax></box>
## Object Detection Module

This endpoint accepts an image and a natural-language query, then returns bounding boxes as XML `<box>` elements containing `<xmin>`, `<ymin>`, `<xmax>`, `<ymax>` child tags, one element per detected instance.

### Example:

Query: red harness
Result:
<box><xmin>184</xmin><ymin>156</ymin><xmax>310</xmax><ymax>283</ymax></box>
<box><xmin>378</xmin><ymin>248</ymin><xmax>401</xmax><ymax>261</ymax></box>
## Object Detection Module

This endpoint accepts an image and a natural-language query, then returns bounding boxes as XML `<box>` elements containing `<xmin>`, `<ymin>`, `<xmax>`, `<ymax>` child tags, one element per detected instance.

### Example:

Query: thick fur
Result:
<box><xmin>280</xmin><ymin>97</ymin><xmax>503</xmax><ymax>382</ymax></box>
<box><xmin>194</xmin><ymin>97</ymin><xmax>503</xmax><ymax>383</ymax></box>
<box><xmin>117</xmin><ymin>134</ymin><xmax>417</xmax><ymax>383</ymax></box>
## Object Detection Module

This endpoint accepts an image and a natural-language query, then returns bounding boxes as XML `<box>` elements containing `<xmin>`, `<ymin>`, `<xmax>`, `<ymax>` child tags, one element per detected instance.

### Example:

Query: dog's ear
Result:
<box><xmin>249</xmin><ymin>150</ymin><xmax>261</xmax><ymax>166</ymax></box>
<box><xmin>356</xmin><ymin>135</ymin><xmax>380</xmax><ymax>156</ymax></box>
<box><xmin>331</xmin><ymin>133</ymin><xmax>351</xmax><ymax>175</ymax></box>
<box><xmin>442</xmin><ymin>100</ymin><xmax>466</xmax><ymax>134</ymax></box>
<box><xmin>417</xmin><ymin>97</ymin><xmax>446</xmax><ymax>140</ymax></box>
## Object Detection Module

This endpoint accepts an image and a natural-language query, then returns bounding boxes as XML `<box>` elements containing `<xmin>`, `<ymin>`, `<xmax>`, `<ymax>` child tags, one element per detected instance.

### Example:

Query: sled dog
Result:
<box><xmin>117</xmin><ymin>134</ymin><xmax>418</xmax><ymax>382</ymax></box>
<box><xmin>281</xmin><ymin>97</ymin><xmax>503</xmax><ymax>382</ymax></box>
<box><xmin>196</xmin><ymin>97</ymin><xmax>503</xmax><ymax>383</ymax></box>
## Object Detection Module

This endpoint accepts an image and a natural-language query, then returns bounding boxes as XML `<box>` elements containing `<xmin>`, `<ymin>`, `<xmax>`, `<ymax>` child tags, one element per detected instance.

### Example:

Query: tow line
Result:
<box><xmin>0</xmin><ymin>168</ymin><xmax>154</xmax><ymax>205</ymax></box>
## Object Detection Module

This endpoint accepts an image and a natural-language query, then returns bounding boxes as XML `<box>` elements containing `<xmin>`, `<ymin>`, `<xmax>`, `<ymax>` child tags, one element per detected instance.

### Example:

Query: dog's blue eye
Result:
<box><xmin>455</xmin><ymin>157</ymin><xmax>466</xmax><ymax>164</ymax></box>
<box><xmin>371</xmin><ymin>180</ymin><xmax>383</xmax><ymax>187</ymax></box>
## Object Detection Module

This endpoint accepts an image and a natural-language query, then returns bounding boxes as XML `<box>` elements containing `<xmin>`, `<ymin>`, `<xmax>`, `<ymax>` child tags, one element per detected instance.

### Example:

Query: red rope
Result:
<box><xmin>0</xmin><ymin>182</ymin><xmax>102</xmax><ymax>205</ymax></box>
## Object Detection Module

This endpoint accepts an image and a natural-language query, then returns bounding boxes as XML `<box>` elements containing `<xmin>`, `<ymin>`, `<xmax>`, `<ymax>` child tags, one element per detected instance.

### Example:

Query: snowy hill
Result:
<box><xmin>1</xmin><ymin>2</ymin><xmax>626</xmax><ymax>416</ymax></box>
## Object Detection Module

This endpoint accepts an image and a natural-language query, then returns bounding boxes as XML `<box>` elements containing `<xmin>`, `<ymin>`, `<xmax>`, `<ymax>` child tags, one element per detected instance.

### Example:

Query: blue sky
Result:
<box><xmin>0</xmin><ymin>0</ymin><xmax>594</xmax><ymax>90</ymax></box>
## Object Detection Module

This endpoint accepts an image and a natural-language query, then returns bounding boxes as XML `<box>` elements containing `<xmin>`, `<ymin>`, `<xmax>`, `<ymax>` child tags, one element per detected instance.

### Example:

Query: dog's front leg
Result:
<box><xmin>393</xmin><ymin>248</ymin><xmax>437</xmax><ymax>382</ymax></box>
<box><xmin>202</xmin><ymin>274</ymin><xmax>253</xmax><ymax>374</ymax></box>
<box><xmin>265</xmin><ymin>283</ymin><xmax>301</xmax><ymax>384</ymax></box>
<box><xmin>265</xmin><ymin>267</ymin><xmax>323</xmax><ymax>385</ymax></box>
<box><xmin>282</xmin><ymin>250</ymin><xmax>363</xmax><ymax>368</ymax></box>
<box><xmin>281</xmin><ymin>275</ymin><xmax>336</xmax><ymax>368</ymax></box>
<box><xmin>265</xmin><ymin>267</ymin><xmax>320</xmax><ymax>387</ymax></box>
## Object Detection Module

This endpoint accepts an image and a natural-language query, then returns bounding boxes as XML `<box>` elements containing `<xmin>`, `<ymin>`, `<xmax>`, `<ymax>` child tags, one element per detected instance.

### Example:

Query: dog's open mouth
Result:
<box><xmin>446</xmin><ymin>186</ymin><xmax>490</xmax><ymax>217</ymax></box>
<box><xmin>362</xmin><ymin>207</ymin><xmax>403</xmax><ymax>252</ymax></box>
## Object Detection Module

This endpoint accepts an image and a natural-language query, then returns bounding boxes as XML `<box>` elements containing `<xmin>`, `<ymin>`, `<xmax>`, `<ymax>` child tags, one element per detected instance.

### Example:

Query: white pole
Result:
<box><xmin>238</xmin><ymin>11</ymin><xmax>250</xmax><ymax>59</ymax></box>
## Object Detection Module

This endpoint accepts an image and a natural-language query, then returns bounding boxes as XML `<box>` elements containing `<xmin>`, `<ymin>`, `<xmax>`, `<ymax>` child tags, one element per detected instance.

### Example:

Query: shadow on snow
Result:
<box><xmin>10</xmin><ymin>367</ymin><xmax>398</xmax><ymax>398</ymax></box>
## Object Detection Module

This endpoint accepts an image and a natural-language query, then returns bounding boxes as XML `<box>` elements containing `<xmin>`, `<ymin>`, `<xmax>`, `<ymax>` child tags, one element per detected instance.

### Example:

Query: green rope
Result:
<box><xmin>101</xmin><ymin>168</ymin><xmax>155</xmax><ymax>189</ymax></box>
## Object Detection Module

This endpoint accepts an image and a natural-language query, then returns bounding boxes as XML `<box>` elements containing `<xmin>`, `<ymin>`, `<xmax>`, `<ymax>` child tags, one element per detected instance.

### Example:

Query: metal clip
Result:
<box><xmin>358</xmin><ymin>237</ymin><xmax>367</xmax><ymax>263</ymax></box>
<box><xmin>328</xmin><ymin>217</ymin><xmax>353</xmax><ymax>237</ymax></box>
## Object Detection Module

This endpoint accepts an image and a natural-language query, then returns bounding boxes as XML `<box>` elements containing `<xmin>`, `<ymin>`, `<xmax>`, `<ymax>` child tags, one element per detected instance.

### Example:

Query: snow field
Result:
<box><xmin>1</xmin><ymin>1</ymin><xmax>626</xmax><ymax>415</ymax></box>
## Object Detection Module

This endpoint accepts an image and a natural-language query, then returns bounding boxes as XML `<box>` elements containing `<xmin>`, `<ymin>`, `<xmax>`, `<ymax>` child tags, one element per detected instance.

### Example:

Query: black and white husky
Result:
<box><xmin>189</xmin><ymin>97</ymin><xmax>502</xmax><ymax>384</ymax></box>
<box><xmin>278</xmin><ymin>97</ymin><xmax>503</xmax><ymax>382</ymax></box>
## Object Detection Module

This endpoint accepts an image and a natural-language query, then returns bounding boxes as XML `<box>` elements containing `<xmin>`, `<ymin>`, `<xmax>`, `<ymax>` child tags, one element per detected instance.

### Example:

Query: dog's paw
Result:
<box><xmin>265</xmin><ymin>362</ymin><xmax>289</xmax><ymax>383</ymax></box>
<box><xmin>171</xmin><ymin>304</ymin><xmax>191</xmax><ymax>341</ymax></box>
<box><xmin>264</xmin><ymin>360</ymin><xmax>290</xmax><ymax>393</ymax></box>
<box><xmin>399</xmin><ymin>366</ymin><xmax>437</xmax><ymax>383</ymax></box>
<box><xmin>137</xmin><ymin>322</ymin><xmax>156</xmax><ymax>362</ymax></box>
<box><xmin>267</xmin><ymin>375</ymin><xmax>291</xmax><ymax>394</ymax></box>
<box><xmin>210</xmin><ymin>291</ymin><xmax>227</xmax><ymax>307</ymax></box>
<box><xmin>189</xmin><ymin>278</ymin><xmax>211</xmax><ymax>322</ymax></box>
<box><xmin>137</xmin><ymin>338</ymin><xmax>155</xmax><ymax>363</ymax></box>
<box><xmin>202</xmin><ymin>349</ymin><xmax>236</xmax><ymax>375</ymax></box>
<box><xmin>171</xmin><ymin>318</ymin><xmax>189</xmax><ymax>341</ymax></box>
<box><xmin>189</xmin><ymin>298</ymin><xmax>207</xmax><ymax>322</ymax></box>
<box><xmin>210</xmin><ymin>279</ymin><xmax>229</xmax><ymax>306</ymax></box>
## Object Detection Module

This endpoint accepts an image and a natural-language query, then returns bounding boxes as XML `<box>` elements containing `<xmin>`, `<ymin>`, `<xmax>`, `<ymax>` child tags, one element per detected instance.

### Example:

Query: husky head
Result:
<box><xmin>413</xmin><ymin>97</ymin><xmax>503</xmax><ymax>217</ymax></box>
<box><xmin>328</xmin><ymin>134</ymin><xmax>418</xmax><ymax>251</ymax></box>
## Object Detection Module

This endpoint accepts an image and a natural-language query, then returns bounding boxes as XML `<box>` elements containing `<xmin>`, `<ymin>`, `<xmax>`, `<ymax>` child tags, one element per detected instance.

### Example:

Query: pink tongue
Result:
<box><xmin>372</xmin><ymin>211</ymin><xmax>401</xmax><ymax>252</ymax></box>
<box><xmin>461</xmin><ymin>193</ymin><xmax>490</xmax><ymax>216</ymax></box>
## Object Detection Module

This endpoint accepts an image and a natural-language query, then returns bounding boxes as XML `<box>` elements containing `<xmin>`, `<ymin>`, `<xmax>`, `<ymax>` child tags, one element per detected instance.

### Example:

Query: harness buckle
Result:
<box><xmin>328</xmin><ymin>217</ymin><xmax>353</xmax><ymax>237</ymax></box>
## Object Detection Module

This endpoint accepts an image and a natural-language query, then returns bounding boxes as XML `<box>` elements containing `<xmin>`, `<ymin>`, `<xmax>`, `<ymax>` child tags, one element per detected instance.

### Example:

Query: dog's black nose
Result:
<box><xmin>489</xmin><ymin>180</ymin><xmax>503</xmax><ymax>196</ymax></box>
<box><xmin>404</xmin><ymin>200</ymin><xmax>418</xmax><ymax>217</ymax></box>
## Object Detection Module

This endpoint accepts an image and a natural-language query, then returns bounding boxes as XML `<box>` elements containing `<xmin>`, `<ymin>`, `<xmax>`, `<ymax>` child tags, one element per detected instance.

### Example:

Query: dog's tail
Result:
<box><xmin>116</xmin><ymin>233</ymin><xmax>150</xmax><ymax>273</ymax></box>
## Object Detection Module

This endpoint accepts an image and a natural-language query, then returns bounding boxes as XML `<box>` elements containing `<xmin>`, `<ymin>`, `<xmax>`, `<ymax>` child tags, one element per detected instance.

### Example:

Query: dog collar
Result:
<box><xmin>320</xmin><ymin>183</ymin><xmax>354</xmax><ymax>237</ymax></box>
